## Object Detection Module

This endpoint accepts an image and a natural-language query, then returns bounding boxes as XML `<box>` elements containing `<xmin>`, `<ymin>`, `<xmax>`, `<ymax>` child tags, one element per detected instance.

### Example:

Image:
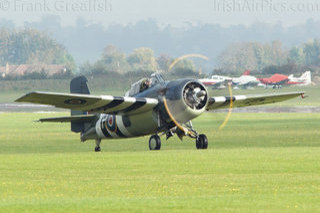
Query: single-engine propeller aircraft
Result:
<box><xmin>258</xmin><ymin>71</ymin><xmax>312</xmax><ymax>88</ymax></box>
<box><xmin>16</xmin><ymin>73</ymin><xmax>304</xmax><ymax>152</ymax></box>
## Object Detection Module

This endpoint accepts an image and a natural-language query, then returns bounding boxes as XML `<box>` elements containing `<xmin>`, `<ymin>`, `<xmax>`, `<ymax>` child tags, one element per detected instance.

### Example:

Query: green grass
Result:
<box><xmin>0</xmin><ymin>112</ymin><xmax>319</xmax><ymax>212</ymax></box>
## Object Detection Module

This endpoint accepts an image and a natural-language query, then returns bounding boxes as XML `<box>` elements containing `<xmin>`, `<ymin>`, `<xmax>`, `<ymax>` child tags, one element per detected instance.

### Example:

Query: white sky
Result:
<box><xmin>1</xmin><ymin>0</ymin><xmax>320</xmax><ymax>27</ymax></box>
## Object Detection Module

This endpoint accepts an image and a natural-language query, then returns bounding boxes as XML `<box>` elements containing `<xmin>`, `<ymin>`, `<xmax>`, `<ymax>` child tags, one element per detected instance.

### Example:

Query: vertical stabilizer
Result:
<box><xmin>70</xmin><ymin>76</ymin><xmax>90</xmax><ymax>132</ymax></box>
<box><xmin>243</xmin><ymin>70</ymin><xmax>251</xmax><ymax>76</ymax></box>
<box><xmin>301</xmin><ymin>71</ymin><xmax>312</xmax><ymax>86</ymax></box>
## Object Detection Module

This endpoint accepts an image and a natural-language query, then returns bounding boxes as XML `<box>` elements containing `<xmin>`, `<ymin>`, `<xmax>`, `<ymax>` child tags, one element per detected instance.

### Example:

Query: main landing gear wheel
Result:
<box><xmin>149</xmin><ymin>135</ymin><xmax>161</xmax><ymax>150</ymax></box>
<box><xmin>95</xmin><ymin>146</ymin><xmax>101</xmax><ymax>152</ymax></box>
<box><xmin>196</xmin><ymin>134</ymin><xmax>208</xmax><ymax>150</ymax></box>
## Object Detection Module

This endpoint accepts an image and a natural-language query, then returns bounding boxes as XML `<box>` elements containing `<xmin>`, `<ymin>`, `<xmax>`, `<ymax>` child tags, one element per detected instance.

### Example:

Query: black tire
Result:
<box><xmin>149</xmin><ymin>135</ymin><xmax>161</xmax><ymax>150</ymax></box>
<box><xmin>196</xmin><ymin>134</ymin><xmax>208</xmax><ymax>149</ymax></box>
<box><xmin>95</xmin><ymin>146</ymin><xmax>101</xmax><ymax>152</ymax></box>
<box><xmin>196</xmin><ymin>137</ymin><xmax>203</xmax><ymax>149</ymax></box>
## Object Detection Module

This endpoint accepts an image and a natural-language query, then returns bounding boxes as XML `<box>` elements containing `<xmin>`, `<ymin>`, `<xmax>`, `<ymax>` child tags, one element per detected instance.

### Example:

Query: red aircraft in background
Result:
<box><xmin>258</xmin><ymin>71</ymin><xmax>311</xmax><ymax>88</ymax></box>
<box><xmin>258</xmin><ymin>74</ymin><xmax>289</xmax><ymax>88</ymax></box>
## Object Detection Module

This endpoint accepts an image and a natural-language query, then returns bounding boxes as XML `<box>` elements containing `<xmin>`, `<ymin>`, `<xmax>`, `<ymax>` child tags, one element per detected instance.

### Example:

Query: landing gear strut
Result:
<box><xmin>149</xmin><ymin>135</ymin><xmax>161</xmax><ymax>150</ymax></box>
<box><xmin>186</xmin><ymin>122</ymin><xmax>208</xmax><ymax>150</ymax></box>
<box><xmin>163</xmin><ymin>121</ymin><xmax>209</xmax><ymax>150</ymax></box>
<box><xmin>95</xmin><ymin>139</ymin><xmax>101</xmax><ymax>152</ymax></box>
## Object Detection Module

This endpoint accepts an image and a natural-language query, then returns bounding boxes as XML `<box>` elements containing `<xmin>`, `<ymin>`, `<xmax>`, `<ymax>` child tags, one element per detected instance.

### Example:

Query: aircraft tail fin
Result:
<box><xmin>243</xmin><ymin>70</ymin><xmax>251</xmax><ymax>76</ymax></box>
<box><xmin>301</xmin><ymin>71</ymin><xmax>311</xmax><ymax>83</ymax></box>
<box><xmin>70</xmin><ymin>76</ymin><xmax>91</xmax><ymax>133</ymax></box>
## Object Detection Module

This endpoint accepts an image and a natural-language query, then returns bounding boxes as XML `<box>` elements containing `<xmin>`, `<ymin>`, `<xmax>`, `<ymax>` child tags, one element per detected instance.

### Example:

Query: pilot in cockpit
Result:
<box><xmin>139</xmin><ymin>78</ymin><xmax>152</xmax><ymax>92</ymax></box>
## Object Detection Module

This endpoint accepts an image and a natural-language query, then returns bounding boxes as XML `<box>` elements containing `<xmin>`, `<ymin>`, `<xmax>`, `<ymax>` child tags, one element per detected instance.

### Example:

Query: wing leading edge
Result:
<box><xmin>16</xmin><ymin>91</ymin><xmax>159</xmax><ymax>115</ymax></box>
<box><xmin>206</xmin><ymin>92</ymin><xmax>304</xmax><ymax>111</ymax></box>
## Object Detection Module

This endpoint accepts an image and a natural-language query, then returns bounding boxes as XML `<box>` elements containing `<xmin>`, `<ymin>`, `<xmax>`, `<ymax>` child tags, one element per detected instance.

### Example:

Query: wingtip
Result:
<box><xmin>284</xmin><ymin>91</ymin><xmax>305</xmax><ymax>98</ymax></box>
<box><xmin>15</xmin><ymin>95</ymin><xmax>27</xmax><ymax>103</ymax></box>
<box><xmin>14</xmin><ymin>91</ymin><xmax>38</xmax><ymax>102</ymax></box>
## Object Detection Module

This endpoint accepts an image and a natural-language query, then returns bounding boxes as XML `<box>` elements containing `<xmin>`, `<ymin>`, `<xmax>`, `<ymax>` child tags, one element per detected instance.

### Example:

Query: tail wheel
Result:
<box><xmin>149</xmin><ymin>135</ymin><xmax>161</xmax><ymax>150</ymax></box>
<box><xmin>196</xmin><ymin>134</ymin><xmax>208</xmax><ymax>150</ymax></box>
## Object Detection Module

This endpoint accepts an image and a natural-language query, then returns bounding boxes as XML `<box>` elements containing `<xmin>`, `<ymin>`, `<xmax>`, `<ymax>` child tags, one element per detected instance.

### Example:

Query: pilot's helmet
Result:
<box><xmin>143</xmin><ymin>78</ymin><xmax>151</xmax><ymax>87</ymax></box>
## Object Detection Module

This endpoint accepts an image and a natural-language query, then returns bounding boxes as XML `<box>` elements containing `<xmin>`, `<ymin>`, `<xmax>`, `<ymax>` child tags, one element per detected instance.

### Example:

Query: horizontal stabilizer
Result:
<box><xmin>38</xmin><ymin>114</ymin><xmax>96</xmax><ymax>123</ymax></box>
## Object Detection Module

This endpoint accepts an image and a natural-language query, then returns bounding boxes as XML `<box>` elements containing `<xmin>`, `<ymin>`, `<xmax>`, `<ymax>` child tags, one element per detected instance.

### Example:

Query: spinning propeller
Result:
<box><xmin>219</xmin><ymin>82</ymin><xmax>233</xmax><ymax>131</ymax></box>
<box><xmin>162</xmin><ymin>54</ymin><xmax>234</xmax><ymax>139</ymax></box>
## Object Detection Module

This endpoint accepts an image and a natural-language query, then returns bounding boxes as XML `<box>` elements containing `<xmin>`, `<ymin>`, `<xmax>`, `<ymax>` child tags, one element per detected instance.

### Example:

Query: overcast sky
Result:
<box><xmin>1</xmin><ymin>0</ymin><xmax>320</xmax><ymax>27</ymax></box>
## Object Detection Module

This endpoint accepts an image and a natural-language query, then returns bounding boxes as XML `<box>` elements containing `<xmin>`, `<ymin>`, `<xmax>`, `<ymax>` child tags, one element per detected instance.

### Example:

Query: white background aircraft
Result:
<box><xmin>199</xmin><ymin>75</ymin><xmax>232</xmax><ymax>89</ymax></box>
<box><xmin>288</xmin><ymin>71</ymin><xmax>312</xmax><ymax>86</ymax></box>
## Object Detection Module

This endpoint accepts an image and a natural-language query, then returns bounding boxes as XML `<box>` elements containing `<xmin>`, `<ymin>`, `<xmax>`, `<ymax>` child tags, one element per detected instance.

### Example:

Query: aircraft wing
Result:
<box><xmin>206</xmin><ymin>92</ymin><xmax>304</xmax><ymax>111</ymax></box>
<box><xmin>16</xmin><ymin>91</ymin><xmax>159</xmax><ymax>115</ymax></box>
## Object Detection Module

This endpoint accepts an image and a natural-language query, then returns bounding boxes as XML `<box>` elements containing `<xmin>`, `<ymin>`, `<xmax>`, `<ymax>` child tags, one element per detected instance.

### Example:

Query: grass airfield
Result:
<box><xmin>0</xmin><ymin>112</ymin><xmax>320</xmax><ymax>212</ymax></box>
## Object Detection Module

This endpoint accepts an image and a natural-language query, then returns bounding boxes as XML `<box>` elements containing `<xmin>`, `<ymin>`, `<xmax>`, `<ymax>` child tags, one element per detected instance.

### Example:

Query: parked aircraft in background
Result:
<box><xmin>199</xmin><ymin>75</ymin><xmax>232</xmax><ymax>89</ymax></box>
<box><xmin>232</xmin><ymin>70</ymin><xmax>261</xmax><ymax>89</ymax></box>
<box><xmin>258</xmin><ymin>74</ymin><xmax>289</xmax><ymax>88</ymax></box>
<box><xmin>201</xmin><ymin>70</ymin><xmax>312</xmax><ymax>89</ymax></box>
<box><xmin>287</xmin><ymin>71</ymin><xmax>312</xmax><ymax>86</ymax></box>
<box><xmin>259</xmin><ymin>71</ymin><xmax>312</xmax><ymax>88</ymax></box>
<box><xmin>200</xmin><ymin>71</ymin><xmax>261</xmax><ymax>89</ymax></box>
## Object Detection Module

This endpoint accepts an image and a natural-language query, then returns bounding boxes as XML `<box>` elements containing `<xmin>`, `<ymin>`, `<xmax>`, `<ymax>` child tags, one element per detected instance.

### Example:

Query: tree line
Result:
<box><xmin>17</xmin><ymin>16</ymin><xmax>320</xmax><ymax>67</ymax></box>
<box><xmin>1</xmin><ymin>27</ymin><xmax>320</xmax><ymax>81</ymax></box>
<box><xmin>79</xmin><ymin>45</ymin><xmax>197</xmax><ymax>76</ymax></box>
<box><xmin>216</xmin><ymin>39</ymin><xmax>320</xmax><ymax>76</ymax></box>
<box><xmin>80</xmin><ymin>40</ymin><xmax>320</xmax><ymax>78</ymax></box>
<box><xmin>0</xmin><ymin>28</ymin><xmax>75</xmax><ymax>71</ymax></box>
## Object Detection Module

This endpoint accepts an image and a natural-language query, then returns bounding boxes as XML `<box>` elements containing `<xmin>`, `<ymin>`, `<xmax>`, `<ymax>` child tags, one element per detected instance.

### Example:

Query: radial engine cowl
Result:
<box><xmin>164</xmin><ymin>80</ymin><xmax>208</xmax><ymax>124</ymax></box>
<box><xmin>182</xmin><ymin>81</ymin><xmax>208</xmax><ymax>110</ymax></box>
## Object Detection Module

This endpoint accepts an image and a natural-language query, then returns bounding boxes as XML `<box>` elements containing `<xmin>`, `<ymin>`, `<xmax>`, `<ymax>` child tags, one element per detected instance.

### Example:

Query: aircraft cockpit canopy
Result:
<box><xmin>150</xmin><ymin>73</ymin><xmax>165</xmax><ymax>85</ymax></box>
<box><xmin>125</xmin><ymin>73</ymin><xmax>165</xmax><ymax>97</ymax></box>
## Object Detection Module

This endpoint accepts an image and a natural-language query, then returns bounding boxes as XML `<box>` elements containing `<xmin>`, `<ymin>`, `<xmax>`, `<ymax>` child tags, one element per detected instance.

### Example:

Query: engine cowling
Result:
<box><xmin>164</xmin><ymin>79</ymin><xmax>208</xmax><ymax>124</ymax></box>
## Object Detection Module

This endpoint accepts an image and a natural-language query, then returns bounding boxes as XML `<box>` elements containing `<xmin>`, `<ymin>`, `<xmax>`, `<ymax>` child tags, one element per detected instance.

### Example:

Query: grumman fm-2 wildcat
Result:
<box><xmin>16</xmin><ymin>73</ymin><xmax>304</xmax><ymax>152</ymax></box>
